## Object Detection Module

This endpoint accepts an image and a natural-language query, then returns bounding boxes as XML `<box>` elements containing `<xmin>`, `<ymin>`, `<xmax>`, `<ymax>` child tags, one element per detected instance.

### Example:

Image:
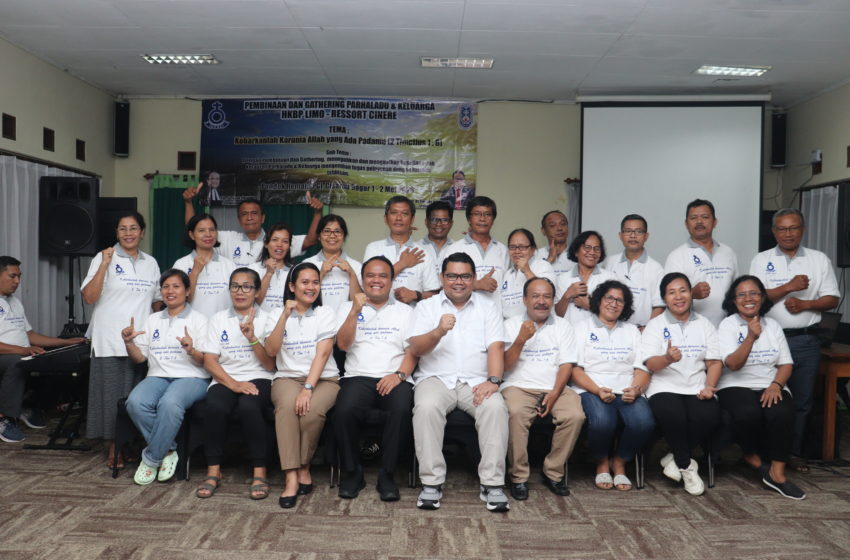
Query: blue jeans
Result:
<box><xmin>785</xmin><ymin>333</ymin><xmax>821</xmax><ymax>457</ymax></box>
<box><xmin>580</xmin><ymin>392</ymin><xmax>655</xmax><ymax>462</ymax></box>
<box><xmin>126</xmin><ymin>376</ymin><xmax>209</xmax><ymax>466</ymax></box>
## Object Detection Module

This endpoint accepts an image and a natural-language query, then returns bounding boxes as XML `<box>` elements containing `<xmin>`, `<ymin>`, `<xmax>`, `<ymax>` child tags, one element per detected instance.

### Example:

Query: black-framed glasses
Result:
<box><xmin>229</xmin><ymin>283</ymin><xmax>257</xmax><ymax>293</ymax></box>
<box><xmin>444</xmin><ymin>273</ymin><xmax>474</xmax><ymax>281</ymax></box>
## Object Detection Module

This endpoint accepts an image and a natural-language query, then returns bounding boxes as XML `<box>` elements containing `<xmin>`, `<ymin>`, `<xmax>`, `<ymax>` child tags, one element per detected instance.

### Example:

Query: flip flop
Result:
<box><xmin>595</xmin><ymin>472</ymin><xmax>614</xmax><ymax>490</ymax></box>
<box><xmin>196</xmin><ymin>476</ymin><xmax>222</xmax><ymax>499</ymax></box>
<box><xmin>613</xmin><ymin>474</ymin><xmax>632</xmax><ymax>491</ymax></box>
<box><xmin>250</xmin><ymin>477</ymin><xmax>270</xmax><ymax>500</ymax></box>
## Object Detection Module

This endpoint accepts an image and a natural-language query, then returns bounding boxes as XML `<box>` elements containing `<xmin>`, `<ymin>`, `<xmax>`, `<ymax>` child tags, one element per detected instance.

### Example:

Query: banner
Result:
<box><xmin>199</xmin><ymin>98</ymin><xmax>477</xmax><ymax>208</ymax></box>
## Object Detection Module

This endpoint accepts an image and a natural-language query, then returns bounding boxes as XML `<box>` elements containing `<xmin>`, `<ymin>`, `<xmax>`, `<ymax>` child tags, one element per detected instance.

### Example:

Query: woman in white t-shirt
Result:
<box><xmin>716</xmin><ymin>275</ymin><xmax>804</xmax><ymax>500</ymax></box>
<box><xmin>123</xmin><ymin>269</ymin><xmax>209</xmax><ymax>485</ymax></box>
<box><xmin>249</xmin><ymin>223</ymin><xmax>293</xmax><ymax>313</ymax></box>
<box><xmin>173</xmin><ymin>213</ymin><xmax>236</xmax><ymax>318</ymax></box>
<box><xmin>264</xmin><ymin>262</ymin><xmax>340</xmax><ymax>509</ymax></box>
<box><xmin>554</xmin><ymin>230</ymin><xmax>616</xmax><ymax>325</ymax></box>
<box><xmin>501</xmin><ymin>228</ymin><xmax>556</xmax><ymax>318</ymax></box>
<box><xmin>571</xmin><ymin>280</ymin><xmax>655</xmax><ymax>492</ymax></box>
<box><xmin>303</xmin><ymin>214</ymin><xmax>362</xmax><ymax>313</ymax></box>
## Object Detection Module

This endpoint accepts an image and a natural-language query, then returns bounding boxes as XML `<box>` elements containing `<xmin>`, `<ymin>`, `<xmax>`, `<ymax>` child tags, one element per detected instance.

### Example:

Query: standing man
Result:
<box><xmin>538</xmin><ymin>210</ymin><xmax>574</xmax><ymax>277</ymax></box>
<box><xmin>334</xmin><ymin>256</ymin><xmax>416</xmax><ymax>501</ymax></box>
<box><xmin>502</xmin><ymin>277</ymin><xmax>584</xmax><ymax>500</ymax></box>
<box><xmin>664</xmin><ymin>199</ymin><xmax>737</xmax><ymax>326</ymax></box>
<box><xmin>363</xmin><ymin>196</ymin><xmax>440</xmax><ymax>305</ymax></box>
<box><xmin>453</xmin><ymin>196</ymin><xmax>509</xmax><ymax>309</ymax></box>
<box><xmin>604</xmin><ymin>214</ymin><xmax>665</xmax><ymax>328</ymax></box>
<box><xmin>0</xmin><ymin>256</ymin><xmax>86</xmax><ymax>442</ymax></box>
<box><xmin>408</xmin><ymin>253</ymin><xmax>510</xmax><ymax>512</ymax></box>
<box><xmin>183</xmin><ymin>187</ymin><xmax>324</xmax><ymax>266</ymax></box>
<box><xmin>419</xmin><ymin>200</ymin><xmax>456</xmax><ymax>278</ymax></box>
<box><xmin>750</xmin><ymin>208</ymin><xmax>839</xmax><ymax>470</ymax></box>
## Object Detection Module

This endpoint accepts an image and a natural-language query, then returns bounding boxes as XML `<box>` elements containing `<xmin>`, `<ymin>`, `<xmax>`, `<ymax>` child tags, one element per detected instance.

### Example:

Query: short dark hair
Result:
<box><xmin>541</xmin><ymin>210</ymin><xmax>567</xmax><ymax>228</ymax></box>
<box><xmin>465</xmin><ymin>195</ymin><xmax>497</xmax><ymax>220</ymax></box>
<box><xmin>522</xmin><ymin>276</ymin><xmax>555</xmax><ymax>298</ymax></box>
<box><xmin>659</xmin><ymin>272</ymin><xmax>691</xmax><ymax>300</ymax></box>
<box><xmin>452</xmin><ymin>170</ymin><xmax>465</xmax><ymax>179</ymax></box>
<box><xmin>567</xmin><ymin>231</ymin><xmax>606</xmax><ymax>263</ymax></box>
<box><xmin>620</xmin><ymin>214</ymin><xmax>647</xmax><ymax>231</ymax></box>
<box><xmin>159</xmin><ymin>268</ymin><xmax>190</xmax><ymax>290</ymax></box>
<box><xmin>115</xmin><ymin>210</ymin><xmax>146</xmax><ymax>231</ymax></box>
<box><xmin>686</xmin><ymin>199</ymin><xmax>715</xmax><ymax>219</ymax></box>
<box><xmin>0</xmin><ymin>256</ymin><xmax>21</xmax><ymax>274</ymax></box>
<box><xmin>426</xmin><ymin>200</ymin><xmax>453</xmax><ymax>221</ymax></box>
<box><xmin>230</xmin><ymin>267</ymin><xmax>261</xmax><ymax>289</ymax></box>
<box><xmin>721</xmin><ymin>275</ymin><xmax>773</xmax><ymax>317</ymax></box>
<box><xmin>184</xmin><ymin>213</ymin><xmax>221</xmax><ymax>249</ymax></box>
<box><xmin>385</xmin><ymin>195</ymin><xmax>415</xmax><ymax>217</ymax></box>
<box><xmin>772</xmin><ymin>208</ymin><xmax>805</xmax><ymax>228</ymax></box>
<box><xmin>589</xmin><ymin>280</ymin><xmax>635</xmax><ymax>322</ymax></box>
<box><xmin>260</xmin><ymin>223</ymin><xmax>294</xmax><ymax>265</ymax></box>
<box><xmin>237</xmin><ymin>198</ymin><xmax>264</xmax><ymax>215</ymax></box>
<box><xmin>362</xmin><ymin>255</ymin><xmax>395</xmax><ymax>280</ymax></box>
<box><xmin>441</xmin><ymin>252</ymin><xmax>475</xmax><ymax>274</ymax></box>
<box><xmin>284</xmin><ymin>262</ymin><xmax>323</xmax><ymax>309</ymax></box>
<box><xmin>508</xmin><ymin>228</ymin><xmax>537</xmax><ymax>249</ymax></box>
<box><xmin>316</xmin><ymin>214</ymin><xmax>348</xmax><ymax>240</ymax></box>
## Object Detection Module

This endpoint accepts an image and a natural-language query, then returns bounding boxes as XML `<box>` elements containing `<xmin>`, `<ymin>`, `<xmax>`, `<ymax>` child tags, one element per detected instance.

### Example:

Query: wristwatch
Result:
<box><xmin>395</xmin><ymin>370</ymin><xmax>408</xmax><ymax>381</ymax></box>
<box><xmin>487</xmin><ymin>376</ymin><xmax>503</xmax><ymax>386</ymax></box>
<box><xmin>303</xmin><ymin>383</ymin><xmax>315</xmax><ymax>391</ymax></box>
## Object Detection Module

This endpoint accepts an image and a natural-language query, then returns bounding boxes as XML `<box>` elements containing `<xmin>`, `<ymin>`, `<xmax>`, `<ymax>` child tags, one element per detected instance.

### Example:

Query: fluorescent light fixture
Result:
<box><xmin>142</xmin><ymin>54</ymin><xmax>220</xmax><ymax>65</ymax></box>
<box><xmin>695</xmin><ymin>65</ymin><xmax>770</xmax><ymax>77</ymax></box>
<box><xmin>421</xmin><ymin>57</ymin><xmax>494</xmax><ymax>69</ymax></box>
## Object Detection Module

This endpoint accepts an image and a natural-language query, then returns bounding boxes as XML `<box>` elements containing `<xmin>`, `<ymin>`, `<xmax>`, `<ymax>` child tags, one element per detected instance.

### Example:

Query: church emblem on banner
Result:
<box><xmin>204</xmin><ymin>101</ymin><xmax>230</xmax><ymax>130</ymax></box>
<box><xmin>458</xmin><ymin>104</ymin><xmax>474</xmax><ymax>130</ymax></box>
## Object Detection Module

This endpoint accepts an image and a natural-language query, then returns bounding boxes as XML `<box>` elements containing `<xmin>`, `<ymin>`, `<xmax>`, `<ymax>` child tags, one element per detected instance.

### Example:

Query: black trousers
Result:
<box><xmin>717</xmin><ymin>386</ymin><xmax>794</xmax><ymax>463</ymax></box>
<box><xmin>649</xmin><ymin>392</ymin><xmax>719</xmax><ymax>470</ymax></box>
<box><xmin>203</xmin><ymin>379</ymin><xmax>272</xmax><ymax>468</ymax></box>
<box><xmin>333</xmin><ymin>376</ymin><xmax>413</xmax><ymax>473</ymax></box>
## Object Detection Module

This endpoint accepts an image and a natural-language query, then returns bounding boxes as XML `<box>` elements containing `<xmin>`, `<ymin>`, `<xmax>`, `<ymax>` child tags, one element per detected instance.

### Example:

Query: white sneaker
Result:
<box><xmin>416</xmin><ymin>485</ymin><xmax>442</xmax><ymax>510</ymax></box>
<box><xmin>680</xmin><ymin>459</ymin><xmax>705</xmax><ymax>496</ymax></box>
<box><xmin>479</xmin><ymin>485</ymin><xmax>510</xmax><ymax>513</ymax></box>
<box><xmin>660</xmin><ymin>453</ymin><xmax>682</xmax><ymax>482</ymax></box>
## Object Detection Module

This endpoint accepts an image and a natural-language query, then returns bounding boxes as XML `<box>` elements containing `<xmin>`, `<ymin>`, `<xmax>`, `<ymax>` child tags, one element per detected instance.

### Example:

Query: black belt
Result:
<box><xmin>783</xmin><ymin>327</ymin><xmax>822</xmax><ymax>338</ymax></box>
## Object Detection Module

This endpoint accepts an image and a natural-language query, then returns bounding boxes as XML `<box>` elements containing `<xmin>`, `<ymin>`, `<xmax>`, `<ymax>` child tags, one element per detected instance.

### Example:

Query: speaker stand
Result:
<box><xmin>60</xmin><ymin>256</ymin><xmax>87</xmax><ymax>338</ymax></box>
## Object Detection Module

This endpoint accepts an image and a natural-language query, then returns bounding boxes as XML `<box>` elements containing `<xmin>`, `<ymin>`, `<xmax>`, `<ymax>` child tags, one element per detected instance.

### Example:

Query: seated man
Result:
<box><xmin>408</xmin><ymin>252</ymin><xmax>510</xmax><ymax>512</ymax></box>
<box><xmin>334</xmin><ymin>256</ymin><xmax>416</xmax><ymax>501</ymax></box>
<box><xmin>502</xmin><ymin>277</ymin><xmax>584</xmax><ymax>500</ymax></box>
<box><xmin>0</xmin><ymin>256</ymin><xmax>86</xmax><ymax>442</ymax></box>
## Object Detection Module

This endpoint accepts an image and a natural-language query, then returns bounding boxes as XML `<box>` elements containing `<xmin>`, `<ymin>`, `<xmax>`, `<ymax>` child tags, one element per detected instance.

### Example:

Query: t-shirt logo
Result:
<box><xmin>501</xmin><ymin>280</ymin><xmax>508</xmax><ymax>291</ymax></box>
<box><xmin>115</xmin><ymin>264</ymin><xmax>125</xmax><ymax>275</ymax></box>
<box><xmin>766</xmin><ymin>261</ymin><xmax>775</xmax><ymax>272</ymax></box>
<box><xmin>692</xmin><ymin>254</ymin><xmax>702</xmax><ymax>265</ymax></box>
<box><xmin>187</xmin><ymin>267</ymin><xmax>193</xmax><ymax>275</ymax></box>
<box><xmin>738</xmin><ymin>332</ymin><xmax>745</xmax><ymax>344</ymax></box>
<box><xmin>220</xmin><ymin>330</ymin><xmax>230</xmax><ymax>343</ymax></box>
<box><xmin>663</xmin><ymin>327</ymin><xmax>671</xmax><ymax>340</ymax></box>
<box><xmin>152</xmin><ymin>329</ymin><xmax>161</xmax><ymax>341</ymax></box>
<box><xmin>234</xmin><ymin>247</ymin><xmax>242</xmax><ymax>257</ymax></box>
<box><xmin>589</xmin><ymin>332</ymin><xmax>599</xmax><ymax>342</ymax></box>
<box><xmin>357</xmin><ymin>312</ymin><xmax>365</xmax><ymax>322</ymax></box>
<box><xmin>0</xmin><ymin>304</ymin><xmax>5</xmax><ymax>315</ymax></box>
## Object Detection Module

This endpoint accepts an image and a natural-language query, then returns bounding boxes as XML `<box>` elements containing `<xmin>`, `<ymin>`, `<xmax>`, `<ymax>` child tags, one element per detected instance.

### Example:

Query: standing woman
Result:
<box><xmin>303</xmin><ymin>214</ymin><xmax>362</xmax><ymax>313</ymax></box>
<box><xmin>501</xmin><ymin>228</ymin><xmax>555</xmax><ymax>318</ymax></box>
<box><xmin>571</xmin><ymin>280</ymin><xmax>655</xmax><ymax>491</ymax></box>
<box><xmin>265</xmin><ymin>262</ymin><xmax>340</xmax><ymax>508</ymax></box>
<box><xmin>173</xmin><ymin>214</ymin><xmax>236</xmax><ymax>318</ymax></box>
<box><xmin>122</xmin><ymin>269</ymin><xmax>209</xmax><ymax>485</ymax></box>
<box><xmin>554</xmin><ymin>231</ymin><xmax>616</xmax><ymax>325</ymax></box>
<box><xmin>194</xmin><ymin>268</ymin><xmax>276</xmax><ymax>500</ymax></box>
<box><xmin>716</xmin><ymin>275</ymin><xmax>804</xmax><ymax>499</ymax></box>
<box><xmin>249</xmin><ymin>223</ymin><xmax>293</xmax><ymax>312</ymax></box>
<box><xmin>82</xmin><ymin>211</ymin><xmax>161</xmax><ymax>468</ymax></box>
<box><xmin>642</xmin><ymin>272</ymin><xmax>721</xmax><ymax>496</ymax></box>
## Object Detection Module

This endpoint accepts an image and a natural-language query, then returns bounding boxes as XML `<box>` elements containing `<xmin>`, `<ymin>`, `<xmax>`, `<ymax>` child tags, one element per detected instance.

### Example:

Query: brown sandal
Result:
<box><xmin>196</xmin><ymin>476</ymin><xmax>222</xmax><ymax>498</ymax></box>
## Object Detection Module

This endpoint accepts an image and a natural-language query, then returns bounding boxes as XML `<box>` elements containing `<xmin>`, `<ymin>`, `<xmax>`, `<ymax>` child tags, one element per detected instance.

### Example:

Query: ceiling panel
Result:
<box><xmin>111</xmin><ymin>0</ymin><xmax>299</xmax><ymax>28</ymax></box>
<box><xmin>463</xmin><ymin>2</ymin><xmax>643</xmax><ymax>33</ymax></box>
<box><xmin>287</xmin><ymin>0</ymin><xmax>465</xmax><ymax>29</ymax></box>
<box><xmin>459</xmin><ymin>30</ymin><xmax>618</xmax><ymax>57</ymax></box>
<box><xmin>302</xmin><ymin>27</ymin><xmax>459</xmax><ymax>53</ymax></box>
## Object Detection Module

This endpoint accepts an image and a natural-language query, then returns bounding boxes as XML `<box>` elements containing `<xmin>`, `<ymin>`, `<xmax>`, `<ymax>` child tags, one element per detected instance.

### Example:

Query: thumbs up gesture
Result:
<box><xmin>665</xmin><ymin>339</ymin><xmax>682</xmax><ymax>364</ymax></box>
<box><xmin>475</xmin><ymin>267</ymin><xmax>498</xmax><ymax>292</ymax></box>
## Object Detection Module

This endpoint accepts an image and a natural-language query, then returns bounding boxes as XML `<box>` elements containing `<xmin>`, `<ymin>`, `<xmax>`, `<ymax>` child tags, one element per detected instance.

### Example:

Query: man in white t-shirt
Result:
<box><xmin>750</xmin><ymin>208</ymin><xmax>839</xmax><ymax>467</ymax></box>
<box><xmin>664</xmin><ymin>199</ymin><xmax>737</xmax><ymax>326</ymax></box>
<box><xmin>537</xmin><ymin>210</ymin><xmax>574</xmax><ymax>277</ymax></box>
<box><xmin>0</xmin><ymin>256</ymin><xmax>86</xmax><ymax>443</ymax></box>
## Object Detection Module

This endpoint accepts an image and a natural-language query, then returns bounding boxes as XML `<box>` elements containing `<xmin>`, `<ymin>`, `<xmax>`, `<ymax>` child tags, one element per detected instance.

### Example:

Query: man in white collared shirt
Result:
<box><xmin>604</xmin><ymin>214</ymin><xmax>665</xmax><ymax>328</ymax></box>
<box><xmin>453</xmin><ymin>196</ymin><xmax>509</xmax><ymax>310</ymax></box>
<box><xmin>537</xmin><ymin>210</ymin><xmax>574</xmax><ymax>277</ymax></box>
<box><xmin>408</xmin><ymin>252</ymin><xmax>510</xmax><ymax>512</ymax></box>
<box><xmin>750</xmin><ymin>208</ymin><xmax>839</xmax><ymax>466</ymax></box>
<box><xmin>664</xmin><ymin>199</ymin><xmax>737</xmax><ymax>326</ymax></box>
<box><xmin>363</xmin><ymin>196</ymin><xmax>440</xmax><ymax>306</ymax></box>
<box><xmin>419</xmin><ymin>200</ymin><xmax>456</xmax><ymax>279</ymax></box>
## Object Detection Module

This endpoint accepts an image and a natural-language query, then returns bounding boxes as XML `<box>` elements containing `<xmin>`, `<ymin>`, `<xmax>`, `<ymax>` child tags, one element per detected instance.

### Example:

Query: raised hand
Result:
<box><xmin>786</xmin><ymin>274</ymin><xmax>809</xmax><ymax>293</ymax></box>
<box><xmin>438</xmin><ymin>313</ymin><xmax>456</xmax><ymax>335</ymax></box>
<box><xmin>746</xmin><ymin>316</ymin><xmax>762</xmax><ymax>340</ymax></box>
<box><xmin>176</xmin><ymin>326</ymin><xmax>194</xmax><ymax>354</ymax></box>
<box><xmin>517</xmin><ymin>320</ymin><xmax>537</xmax><ymax>343</ymax></box>
<box><xmin>475</xmin><ymin>267</ymin><xmax>498</xmax><ymax>292</ymax></box>
<box><xmin>665</xmin><ymin>339</ymin><xmax>682</xmax><ymax>363</ymax></box>
<box><xmin>692</xmin><ymin>281</ymin><xmax>711</xmax><ymax>300</ymax></box>
<box><xmin>305</xmin><ymin>190</ymin><xmax>324</xmax><ymax>211</ymax></box>
<box><xmin>239</xmin><ymin>307</ymin><xmax>257</xmax><ymax>342</ymax></box>
<box><xmin>352</xmin><ymin>292</ymin><xmax>369</xmax><ymax>312</ymax></box>
<box><xmin>397</xmin><ymin>247</ymin><xmax>425</xmax><ymax>272</ymax></box>
<box><xmin>101</xmin><ymin>247</ymin><xmax>115</xmax><ymax>266</ymax></box>
<box><xmin>121</xmin><ymin>317</ymin><xmax>145</xmax><ymax>343</ymax></box>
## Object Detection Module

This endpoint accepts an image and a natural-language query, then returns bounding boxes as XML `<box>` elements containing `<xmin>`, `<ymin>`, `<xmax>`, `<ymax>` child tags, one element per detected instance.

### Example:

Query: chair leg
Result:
<box><xmin>410</xmin><ymin>455</ymin><xmax>419</xmax><ymax>488</ymax></box>
<box><xmin>707</xmin><ymin>451</ymin><xmax>715</xmax><ymax>488</ymax></box>
<box><xmin>635</xmin><ymin>451</ymin><xmax>645</xmax><ymax>490</ymax></box>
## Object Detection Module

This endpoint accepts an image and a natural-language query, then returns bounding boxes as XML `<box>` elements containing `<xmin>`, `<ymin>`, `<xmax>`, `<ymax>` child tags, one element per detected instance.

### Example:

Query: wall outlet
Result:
<box><xmin>811</xmin><ymin>149</ymin><xmax>823</xmax><ymax>163</ymax></box>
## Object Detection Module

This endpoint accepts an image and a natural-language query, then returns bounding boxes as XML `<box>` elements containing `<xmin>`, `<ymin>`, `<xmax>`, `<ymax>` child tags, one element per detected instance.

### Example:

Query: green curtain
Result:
<box><xmin>151</xmin><ymin>174</ymin><xmax>319</xmax><ymax>269</ymax></box>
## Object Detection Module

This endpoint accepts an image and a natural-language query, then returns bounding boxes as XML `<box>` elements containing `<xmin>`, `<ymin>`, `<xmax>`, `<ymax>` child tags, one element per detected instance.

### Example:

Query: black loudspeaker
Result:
<box><xmin>114</xmin><ymin>101</ymin><xmax>130</xmax><ymax>157</ymax></box>
<box><xmin>39</xmin><ymin>176</ymin><xmax>99</xmax><ymax>256</ymax></box>
<box><xmin>97</xmin><ymin>197</ymin><xmax>138</xmax><ymax>250</ymax></box>
<box><xmin>770</xmin><ymin>112</ymin><xmax>787</xmax><ymax>168</ymax></box>
<box><xmin>759</xmin><ymin>209</ymin><xmax>776</xmax><ymax>252</ymax></box>
<box><xmin>837</xmin><ymin>184</ymin><xmax>850</xmax><ymax>268</ymax></box>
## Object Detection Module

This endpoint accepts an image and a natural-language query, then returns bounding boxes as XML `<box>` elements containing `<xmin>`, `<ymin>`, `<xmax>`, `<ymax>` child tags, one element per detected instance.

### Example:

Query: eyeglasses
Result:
<box><xmin>735</xmin><ymin>290</ymin><xmax>762</xmax><ymax>299</ymax></box>
<box><xmin>470</xmin><ymin>211</ymin><xmax>493</xmax><ymax>219</ymax></box>
<box><xmin>117</xmin><ymin>226</ymin><xmax>141</xmax><ymax>233</ymax></box>
<box><xmin>229</xmin><ymin>283</ymin><xmax>257</xmax><ymax>293</ymax></box>
<box><xmin>621</xmin><ymin>229</ymin><xmax>646</xmax><ymax>236</ymax></box>
<box><xmin>428</xmin><ymin>218</ymin><xmax>451</xmax><ymax>225</ymax></box>
<box><xmin>774</xmin><ymin>225</ymin><xmax>802</xmax><ymax>234</ymax></box>
<box><xmin>321</xmin><ymin>229</ymin><xmax>344</xmax><ymax>237</ymax></box>
<box><xmin>603</xmin><ymin>294</ymin><xmax>625</xmax><ymax>306</ymax></box>
<box><xmin>444</xmin><ymin>273</ymin><xmax>474</xmax><ymax>281</ymax></box>
<box><xmin>581</xmin><ymin>244</ymin><xmax>602</xmax><ymax>253</ymax></box>
<box><xmin>508</xmin><ymin>244</ymin><xmax>531</xmax><ymax>251</ymax></box>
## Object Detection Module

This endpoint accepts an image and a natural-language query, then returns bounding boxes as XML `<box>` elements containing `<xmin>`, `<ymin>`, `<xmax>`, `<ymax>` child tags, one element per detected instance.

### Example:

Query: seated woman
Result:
<box><xmin>173</xmin><ymin>213</ymin><xmax>236</xmax><ymax>318</ymax></box>
<box><xmin>642</xmin><ymin>272</ymin><xmax>721</xmax><ymax>496</ymax></box>
<box><xmin>501</xmin><ymin>228</ymin><xmax>556</xmax><ymax>318</ymax></box>
<box><xmin>123</xmin><ymin>269</ymin><xmax>210</xmax><ymax>485</ymax></box>
<box><xmin>194</xmin><ymin>268</ymin><xmax>276</xmax><ymax>500</ymax></box>
<box><xmin>717</xmin><ymin>275</ymin><xmax>804</xmax><ymax>500</ymax></box>
<box><xmin>249</xmin><ymin>223</ymin><xmax>294</xmax><ymax>312</ymax></box>
<box><xmin>554</xmin><ymin>230</ymin><xmax>616</xmax><ymax>325</ymax></box>
<box><xmin>571</xmin><ymin>280</ymin><xmax>655</xmax><ymax>491</ymax></box>
<box><xmin>264</xmin><ymin>262</ymin><xmax>341</xmax><ymax>509</ymax></box>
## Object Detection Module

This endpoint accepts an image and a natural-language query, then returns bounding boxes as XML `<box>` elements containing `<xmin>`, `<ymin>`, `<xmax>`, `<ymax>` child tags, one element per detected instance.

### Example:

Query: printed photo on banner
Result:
<box><xmin>199</xmin><ymin>98</ymin><xmax>477</xmax><ymax>209</ymax></box>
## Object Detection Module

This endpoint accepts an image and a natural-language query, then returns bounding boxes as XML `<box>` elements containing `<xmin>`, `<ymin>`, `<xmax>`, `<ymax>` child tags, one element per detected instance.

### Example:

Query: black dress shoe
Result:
<box><xmin>297</xmin><ymin>483</ymin><xmax>314</xmax><ymax>495</ymax></box>
<box><xmin>278</xmin><ymin>494</ymin><xmax>297</xmax><ymax>509</ymax></box>
<box><xmin>541</xmin><ymin>474</ymin><xmax>569</xmax><ymax>496</ymax></box>
<box><xmin>510</xmin><ymin>482</ymin><xmax>529</xmax><ymax>501</ymax></box>
<box><xmin>338</xmin><ymin>471</ymin><xmax>366</xmax><ymax>499</ymax></box>
<box><xmin>376</xmin><ymin>471</ymin><xmax>400</xmax><ymax>502</ymax></box>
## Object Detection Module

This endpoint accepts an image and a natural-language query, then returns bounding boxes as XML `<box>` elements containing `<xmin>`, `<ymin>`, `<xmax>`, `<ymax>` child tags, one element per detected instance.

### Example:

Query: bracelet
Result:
<box><xmin>771</xmin><ymin>380</ymin><xmax>783</xmax><ymax>389</ymax></box>
<box><xmin>249</xmin><ymin>339</ymin><xmax>260</xmax><ymax>346</ymax></box>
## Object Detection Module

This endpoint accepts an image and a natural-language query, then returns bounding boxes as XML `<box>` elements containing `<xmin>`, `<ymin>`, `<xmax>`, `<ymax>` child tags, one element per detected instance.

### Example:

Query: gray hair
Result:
<box><xmin>772</xmin><ymin>208</ymin><xmax>805</xmax><ymax>228</ymax></box>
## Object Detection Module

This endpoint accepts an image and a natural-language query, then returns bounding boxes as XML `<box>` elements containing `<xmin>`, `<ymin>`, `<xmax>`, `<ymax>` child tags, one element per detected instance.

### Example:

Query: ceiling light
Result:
<box><xmin>694</xmin><ymin>65</ymin><xmax>770</xmax><ymax>77</ymax></box>
<box><xmin>421</xmin><ymin>57</ymin><xmax>494</xmax><ymax>69</ymax></box>
<box><xmin>142</xmin><ymin>54</ymin><xmax>220</xmax><ymax>65</ymax></box>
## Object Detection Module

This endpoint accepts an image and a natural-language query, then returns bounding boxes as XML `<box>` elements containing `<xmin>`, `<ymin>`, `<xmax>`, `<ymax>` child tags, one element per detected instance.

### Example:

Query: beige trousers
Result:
<box><xmin>272</xmin><ymin>376</ymin><xmax>340</xmax><ymax>471</ymax></box>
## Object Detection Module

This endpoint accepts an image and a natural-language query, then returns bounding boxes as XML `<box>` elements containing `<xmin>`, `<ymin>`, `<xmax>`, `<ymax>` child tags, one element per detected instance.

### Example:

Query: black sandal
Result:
<box><xmin>250</xmin><ymin>477</ymin><xmax>270</xmax><ymax>500</ymax></box>
<box><xmin>195</xmin><ymin>476</ymin><xmax>222</xmax><ymax>499</ymax></box>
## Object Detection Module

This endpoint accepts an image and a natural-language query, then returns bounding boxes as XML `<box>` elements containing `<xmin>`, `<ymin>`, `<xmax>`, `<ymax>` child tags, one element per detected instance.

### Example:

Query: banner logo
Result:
<box><xmin>458</xmin><ymin>104</ymin><xmax>474</xmax><ymax>130</ymax></box>
<box><xmin>204</xmin><ymin>101</ymin><xmax>230</xmax><ymax>130</ymax></box>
